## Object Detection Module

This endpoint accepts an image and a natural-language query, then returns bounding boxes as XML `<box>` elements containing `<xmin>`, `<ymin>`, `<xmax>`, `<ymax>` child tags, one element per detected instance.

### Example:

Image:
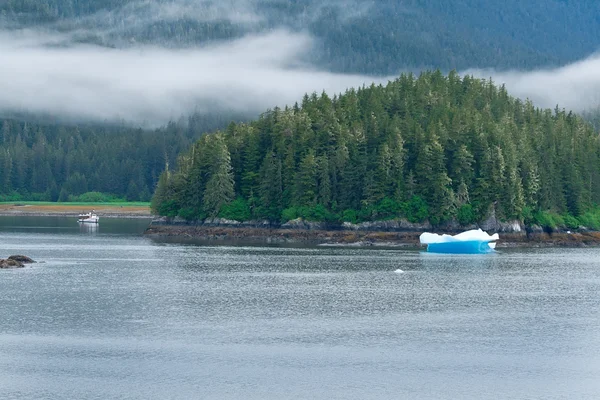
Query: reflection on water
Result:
<box><xmin>78</xmin><ymin>221</ymin><xmax>99</xmax><ymax>234</ymax></box>
<box><xmin>1</xmin><ymin>218</ymin><xmax>600</xmax><ymax>400</ymax></box>
<box><xmin>0</xmin><ymin>215</ymin><xmax>152</xmax><ymax>235</ymax></box>
<box><xmin>417</xmin><ymin>250</ymin><xmax>504</xmax><ymax>269</ymax></box>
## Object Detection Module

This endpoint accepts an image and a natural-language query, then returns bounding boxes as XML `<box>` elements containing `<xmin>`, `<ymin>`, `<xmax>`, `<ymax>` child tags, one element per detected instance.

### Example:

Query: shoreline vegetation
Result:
<box><xmin>144</xmin><ymin>217</ymin><xmax>600</xmax><ymax>248</ymax></box>
<box><xmin>0</xmin><ymin>202</ymin><xmax>152</xmax><ymax>218</ymax></box>
<box><xmin>1</xmin><ymin>205</ymin><xmax>599</xmax><ymax>247</ymax></box>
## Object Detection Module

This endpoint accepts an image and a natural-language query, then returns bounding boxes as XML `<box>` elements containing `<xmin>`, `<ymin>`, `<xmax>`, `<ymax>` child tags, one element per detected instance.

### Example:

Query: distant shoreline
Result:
<box><xmin>0</xmin><ymin>213</ymin><xmax>153</xmax><ymax>219</ymax></box>
<box><xmin>0</xmin><ymin>203</ymin><xmax>153</xmax><ymax>219</ymax></box>
<box><xmin>144</xmin><ymin>224</ymin><xmax>600</xmax><ymax>248</ymax></box>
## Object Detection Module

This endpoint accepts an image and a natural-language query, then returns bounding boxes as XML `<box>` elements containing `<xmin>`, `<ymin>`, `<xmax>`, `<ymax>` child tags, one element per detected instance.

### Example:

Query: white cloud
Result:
<box><xmin>2</xmin><ymin>0</ymin><xmax>600</xmax><ymax>127</ymax></box>
<box><xmin>0</xmin><ymin>29</ymin><xmax>384</xmax><ymax>125</ymax></box>
<box><xmin>463</xmin><ymin>55</ymin><xmax>600</xmax><ymax>112</ymax></box>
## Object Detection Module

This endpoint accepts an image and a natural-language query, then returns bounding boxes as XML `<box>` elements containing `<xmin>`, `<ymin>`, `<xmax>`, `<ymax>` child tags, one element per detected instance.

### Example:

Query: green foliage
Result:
<box><xmin>404</xmin><ymin>196</ymin><xmax>429</xmax><ymax>223</ymax></box>
<box><xmin>576</xmin><ymin>210</ymin><xmax>600</xmax><ymax>230</ymax></box>
<box><xmin>4</xmin><ymin>3</ymin><xmax>600</xmax><ymax>220</ymax></box>
<box><xmin>68</xmin><ymin>191</ymin><xmax>123</xmax><ymax>203</ymax></box>
<box><xmin>311</xmin><ymin>204</ymin><xmax>335</xmax><ymax>222</ymax></box>
<box><xmin>178</xmin><ymin>207</ymin><xmax>200</xmax><ymax>221</ymax></box>
<box><xmin>341</xmin><ymin>209</ymin><xmax>358</xmax><ymax>224</ymax></box>
<box><xmin>457</xmin><ymin>204</ymin><xmax>477</xmax><ymax>226</ymax></box>
<box><xmin>522</xmin><ymin>206</ymin><xmax>535</xmax><ymax>227</ymax></box>
<box><xmin>0</xmin><ymin>200</ymin><xmax>150</xmax><ymax>206</ymax></box>
<box><xmin>281</xmin><ymin>207</ymin><xmax>300</xmax><ymax>222</ymax></box>
<box><xmin>27</xmin><ymin>192</ymin><xmax>51</xmax><ymax>202</ymax></box>
<box><xmin>281</xmin><ymin>204</ymin><xmax>336</xmax><ymax>223</ymax></box>
<box><xmin>202</xmin><ymin>134</ymin><xmax>235</xmax><ymax>217</ymax></box>
<box><xmin>533</xmin><ymin>211</ymin><xmax>564</xmax><ymax>230</ymax></box>
<box><xmin>152</xmin><ymin>72</ymin><xmax>600</xmax><ymax>227</ymax></box>
<box><xmin>151</xmin><ymin>171</ymin><xmax>172</xmax><ymax>215</ymax></box>
<box><xmin>373</xmin><ymin>198</ymin><xmax>403</xmax><ymax>221</ymax></box>
<box><xmin>563</xmin><ymin>215</ymin><xmax>580</xmax><ymax>230</ymax></box>
<box><xmin>219</xmin><ymin>198</ymin><xmax>251</xmax><ymax>222</ymax></box>
<box><xmin>58</xmin><ymin>188</ymin><xmax>69</xmax><ymax>202</ymax></box>
<box><xmin>157</xmin><ymin>199</ymin><xmax>179</xmax><ymax>218</ymax></box>
<box><xmin>126</xmin><ymin>181</ymin><xmax>140</xmax><ymax>202</ymax></box>
<box><xmin>0</xmin><ymin>191</ymin><xmax>24</xmax><ymax>202</ymax></box>
<box><xmin>0</xmin><ymin>113</ymin><xmax>245</xmax><ymax>203</ymax></box>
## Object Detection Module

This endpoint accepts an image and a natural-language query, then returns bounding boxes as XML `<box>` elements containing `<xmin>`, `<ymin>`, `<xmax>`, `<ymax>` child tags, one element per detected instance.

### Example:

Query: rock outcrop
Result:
<box><xmin>8</xmin><ymin>255</ymin><xmax>36</xmax><ymax>264</ymax></box>
<box><xmin>281</xmin><ymin>218</ymin><xmax>328</xmax><ymax>230</ymax></box>
<box><xmin>478</xmin><ymin>207</ymin><xmax>525</xmax><ymax>233</ymax></box>
<box><xmin>150</xmin><ymin>216</ymin><xmax>277</xmax><ymax>228</ymax></box>
<box><xmin>0</xmin><ymin>259</ymin><xmax>24</xmax><ymax>268</ymax></box>
<box><xmin>0</xmin><ymin>255</ymin><xmax>35</xmax><ymax>269</ymax></box>
<box><xmin>342</xmin><ymin>219</ymin><xmax>433</xmax><ymax>232</ymax></box>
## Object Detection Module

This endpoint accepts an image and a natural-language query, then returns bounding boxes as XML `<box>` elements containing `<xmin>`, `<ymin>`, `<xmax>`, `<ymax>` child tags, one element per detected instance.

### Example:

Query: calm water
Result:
<box><xmin>1</xmin><ymin>217</ymin><xmax>600</xmax><ymax>399</ymax></box>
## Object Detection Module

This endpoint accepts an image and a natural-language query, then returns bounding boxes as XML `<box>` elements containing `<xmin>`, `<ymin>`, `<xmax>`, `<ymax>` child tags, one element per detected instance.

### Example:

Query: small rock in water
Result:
<box><xmin>8</xmin><ymin>255</ymin><xmax>36</xmax><ymax>264</ymax></box>
<box><xmin>0</xmin><ymin>259</ymin><xmax>24</xmax><ymax>269</ymax></box>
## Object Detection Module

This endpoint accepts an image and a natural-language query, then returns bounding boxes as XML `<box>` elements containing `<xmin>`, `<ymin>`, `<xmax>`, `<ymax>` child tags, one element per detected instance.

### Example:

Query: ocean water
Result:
<box><xmin>1</xmin><ymin>216</ymin><xmax>600</xmax><ymax>399</ymax></box>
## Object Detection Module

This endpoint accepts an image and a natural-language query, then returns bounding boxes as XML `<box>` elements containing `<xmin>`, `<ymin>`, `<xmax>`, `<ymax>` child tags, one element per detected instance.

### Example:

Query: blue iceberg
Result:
<box><xmin>419</xmin><ymin>229</ymin><xmax>499</xmax><ymax>254</ymax></box>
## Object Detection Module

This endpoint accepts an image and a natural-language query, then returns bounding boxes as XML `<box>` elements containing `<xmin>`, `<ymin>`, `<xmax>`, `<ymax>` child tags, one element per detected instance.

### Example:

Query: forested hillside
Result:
<box><xmin>583</xmin><ymin>108</ymin><xmax>600</xmax><ymax>132</ymax></box>
<box><xmin>2</xmin><ymin>0</ymin><xmax>599</xmax><ymax>73</ymax></box>
<box><xmin>1</xmin><ymin>1</ymin><xmax>599</xmax><ymax>204</ymax></box>
<box><xmin>0</xmin><ymin>113</ymin><xmax>243</xmax><ymax>201</ymax></box>
<box><xmin>152</xmin><ymin>71</ymin><xmax>600</xmax><ymax>227</ymax></box>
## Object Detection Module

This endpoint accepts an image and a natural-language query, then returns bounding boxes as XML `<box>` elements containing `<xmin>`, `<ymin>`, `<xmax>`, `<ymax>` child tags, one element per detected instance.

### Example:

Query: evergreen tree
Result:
<box><xmin>203</xmin><ymin>134</ymin><xmax>235</xmax><ymax>217</ymax></box>
<box><xmin>149</xmin><ymin>71</ymin><xmax>600</xmax><ymax>227</ymax></box>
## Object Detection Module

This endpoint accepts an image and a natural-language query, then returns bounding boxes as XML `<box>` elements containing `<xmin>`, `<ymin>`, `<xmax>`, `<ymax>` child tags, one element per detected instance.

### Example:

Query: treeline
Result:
<box><xmin>2</xmin><ymin>0</ymin><xmax>600</xmax><ymax>74</ymax></box>
<box><xmin>0</xmin><ymin>113</ymin><xmax>243</xmax><ymax>201</ymax></box>
<box><xmin>582</xmin><ymin>108</ymin><xmax>600</xmax><ymax>132</ymax></box>
<box><xmin>152</xmin><ymin>71</ymin><xmax>600</xmax><ymax>228</ymax></box>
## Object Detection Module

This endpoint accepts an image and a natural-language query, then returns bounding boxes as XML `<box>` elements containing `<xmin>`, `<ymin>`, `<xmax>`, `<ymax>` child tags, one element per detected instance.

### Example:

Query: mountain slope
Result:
<box><xmin>2</xmin><ymin>0</ymin><xmax>599</xmax><ymax>74</ymax></box>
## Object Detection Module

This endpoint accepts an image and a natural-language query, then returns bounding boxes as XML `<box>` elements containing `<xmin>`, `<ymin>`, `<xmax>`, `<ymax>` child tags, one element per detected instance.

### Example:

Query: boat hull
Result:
<box><xmin>426</xmin><ymin>240</ymin><xmax>495</xmax><ymax>254</ymax></box>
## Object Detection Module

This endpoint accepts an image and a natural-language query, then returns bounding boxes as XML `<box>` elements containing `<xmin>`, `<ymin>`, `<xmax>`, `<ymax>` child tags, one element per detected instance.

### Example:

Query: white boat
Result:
<box><xmin>78</xmin><ymin>211</ymin><xmax>99</xmax><ymax>224</ymax></box>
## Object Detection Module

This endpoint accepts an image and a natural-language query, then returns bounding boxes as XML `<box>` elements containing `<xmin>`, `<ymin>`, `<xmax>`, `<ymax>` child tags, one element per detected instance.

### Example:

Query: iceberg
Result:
<box><xmin>419</xmin><ymin>229</ymin><xmax>499</xmax><ymax>254</ymax></box>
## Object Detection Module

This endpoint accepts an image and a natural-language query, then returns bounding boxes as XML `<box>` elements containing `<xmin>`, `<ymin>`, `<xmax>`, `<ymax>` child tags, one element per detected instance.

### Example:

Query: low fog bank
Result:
<box><xmin>0</xmin><ymin>30</ymin><xmax>385</xmax><ymax>126</ymax></box>
<box><xmin>464</xmin><ymin>54</ymin><xmax>600</xmax><ymax>113</ymax></box>
<box><xmin>1</xmin><ymin>25</ymin><xmax>600</xmax><ymax>127</ymax></box>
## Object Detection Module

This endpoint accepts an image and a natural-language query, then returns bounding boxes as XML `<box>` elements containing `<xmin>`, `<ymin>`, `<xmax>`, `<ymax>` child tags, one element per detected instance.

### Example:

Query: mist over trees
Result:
<box><xmin>2</xmin><ymin>0</ymin><xmax>600</xmax><ymax>74</ymax></box>
<box><xmin>151</xmin><ymin>72</ymin><xmax>600</xmax><ymax>226</ymax></box>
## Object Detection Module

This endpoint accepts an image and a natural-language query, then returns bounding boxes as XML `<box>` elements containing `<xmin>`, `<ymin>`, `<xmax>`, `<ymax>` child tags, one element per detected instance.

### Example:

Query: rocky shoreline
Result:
<box><xmin>145</xmin><ymin>217</ymin><xmax>600</xmax><ymax>248</ymax></box>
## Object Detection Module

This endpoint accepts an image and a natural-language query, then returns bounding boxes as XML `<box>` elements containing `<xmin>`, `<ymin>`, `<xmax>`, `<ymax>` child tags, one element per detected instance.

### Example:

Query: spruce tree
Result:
<box><xmin>203</xmin><ymin>135</ymin><xmax>235</xmax><ymax>217</ymax></box>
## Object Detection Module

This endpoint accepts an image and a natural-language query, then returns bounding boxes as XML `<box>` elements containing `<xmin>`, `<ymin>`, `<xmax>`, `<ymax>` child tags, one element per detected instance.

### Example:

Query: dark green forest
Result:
<box><xmin>2</xmin><ymin>0</ymin><xmax>599</xmax><ymax>74</ymax></box>
<box><xmin>1</xmin><ymin>0</ymin><xmax>600</xmax><ymax>209</ymax></box>
<box><xmin>152</xmin><ymin>71</ymin><xmax>600</xmax><ymax>228</ymax></box>
<box><xmin>0</xmin><ymin>113</ymin><xmax>245</xmax><ymax>201</ymax></box>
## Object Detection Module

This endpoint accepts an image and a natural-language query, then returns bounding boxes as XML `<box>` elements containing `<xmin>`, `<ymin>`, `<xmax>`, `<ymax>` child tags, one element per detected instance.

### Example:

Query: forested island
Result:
<box><xmin>2</xmin><ymin>0</ymin><xmax>600</xmax><ymax>211</ymax></box>
<box><xmin>2</xmin><ymin>0</ymin><xmax>600</xmax><ymax>240</ymax></box>
<box><xmin>150</xmin><ymin>71</ymin><xmax>600</xmax><ymax>235</ymax></box>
